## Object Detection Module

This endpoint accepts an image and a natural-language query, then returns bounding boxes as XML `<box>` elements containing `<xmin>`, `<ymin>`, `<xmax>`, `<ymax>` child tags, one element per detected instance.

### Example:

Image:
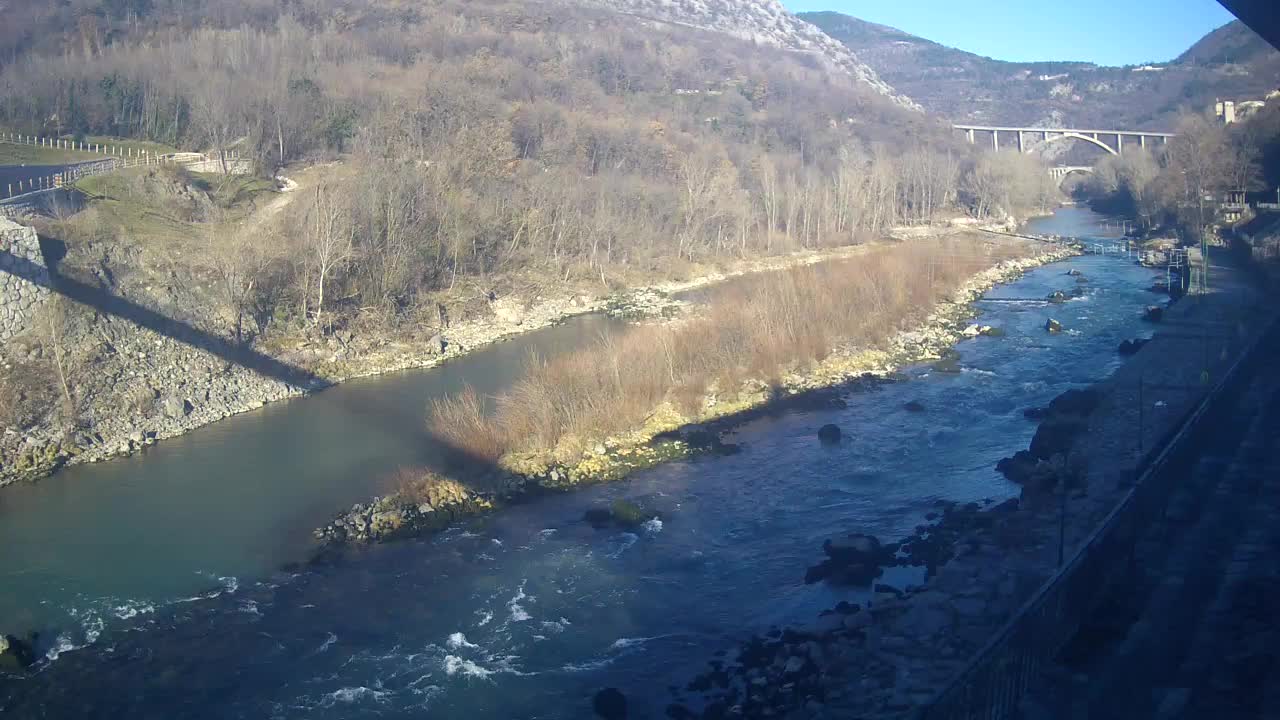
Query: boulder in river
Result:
<box><xmin>593</xmin><ymin>688</ymin><xmax>628</xmax><ymax>719</ymax></box>
<box><xmin>583</xmin><ymin>499</ymin><xmax>658</xmax><ymax>529</ymax></box>
<box><xmin>1066</xmin><ymin>269</ymin><xmax>1082</xmax><ymax>276</ymax></box>
<box><xmin>583</xmin><ymin>507</ymin><xmax>614</xmax><ymax>528</ymax></box>
<box><xmin>817</xmin><ymin>424</ymin><xmax>842</xmax><ymax>445</ymax></box>
<box><xmin>0</xmin><ymin>634</ymin><xmax>36</xmax><ymax>672</ymax></box>
<box><xmin>931</xmin><ymin>355</ymin><xmax>962</xmax><ymax>373</ymax></box>
<box><xmin>1046</xmin><ymin>290</ymin><xmax>1068</xmax><ymax>303</ymax></box>
<box><xmin>1143</xmin><ymin>305</ymin><xmax>1164</xmax><ymax>323</ymax></box>
<box><xmin>1044</xmin><ymin>318</ymin><xmax>1063</xmax><ymax>334</ymax></box>
<box><xmin>805</xmin><ymin>533</ymin><xmax>894</xmax><ymax>586</ymax></box>
<box><xmin>1118</xmin><ymin>338</ymin><xmax>1149</xmax><ymax>356</ymax></box>
<box><xmin>903</xmin><ymin>400</ymin><xmax>926</xmax><ymax>413</ymax></box>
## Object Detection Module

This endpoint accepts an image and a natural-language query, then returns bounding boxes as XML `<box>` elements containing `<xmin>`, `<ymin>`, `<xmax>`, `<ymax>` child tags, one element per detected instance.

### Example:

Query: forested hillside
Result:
<box><xmin>804</xmin><ymin>12</ymin><xmax>1280</xmax><ymax>130</ymax></box>
<box><xmin>0</xmin><ymin>0</ymin><xmax>1027</xmax><ymax>329</ymax></box>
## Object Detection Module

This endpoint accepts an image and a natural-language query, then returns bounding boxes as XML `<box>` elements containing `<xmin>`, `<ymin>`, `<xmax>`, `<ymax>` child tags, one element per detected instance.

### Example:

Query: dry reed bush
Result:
<box><xmin>428</xmin><ymin>238</ymin><xmax>1037</xmax><ymax>463</ymax></box>
<box><xmin>428</xmin><ymin>385</ymin><xmax>505</xmax><ymax>462</ymax></box>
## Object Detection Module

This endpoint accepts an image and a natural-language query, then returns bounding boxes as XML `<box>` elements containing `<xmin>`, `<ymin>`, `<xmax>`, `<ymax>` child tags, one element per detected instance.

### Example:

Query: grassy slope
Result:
<box><xmin>0</xmin><ymin>142</ymin><xmax>100</xmax><ymax>165</ymax></box>
<box><xmin>0</xmin><ymin>135</ymin><xmax>180</xmax><ymax>166</ymax></box>
<box><xmin>71</xmin><ymin>168</ymin><xmax>278</xmax><ymax>242</ymax></box>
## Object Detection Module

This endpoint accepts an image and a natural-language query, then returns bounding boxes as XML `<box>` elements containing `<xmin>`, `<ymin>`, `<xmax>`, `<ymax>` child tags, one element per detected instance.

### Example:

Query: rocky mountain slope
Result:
<box><xmin>578</xmin><ymin>0</ymin><xmax>920</xmax><ymax>110</ymax></box>
<box><xmin>802</xmin><ymin>12</ymin><xmax>1280</xmax><ymax>131</ymax></box>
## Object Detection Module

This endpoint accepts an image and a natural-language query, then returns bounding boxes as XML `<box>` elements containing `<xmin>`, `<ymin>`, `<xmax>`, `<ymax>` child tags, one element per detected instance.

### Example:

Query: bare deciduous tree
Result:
<box><xmin>302</xmin><ymin>183</ymin><xmax>355</xmax><ymax>328</ymax></box>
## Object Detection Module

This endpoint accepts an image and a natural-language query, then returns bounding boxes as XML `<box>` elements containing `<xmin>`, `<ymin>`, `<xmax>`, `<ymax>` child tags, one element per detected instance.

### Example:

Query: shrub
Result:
<box><xmin>428</xmin><ymin>236</ymin><xmax>1037</xmax><ymax>465</ymax></box>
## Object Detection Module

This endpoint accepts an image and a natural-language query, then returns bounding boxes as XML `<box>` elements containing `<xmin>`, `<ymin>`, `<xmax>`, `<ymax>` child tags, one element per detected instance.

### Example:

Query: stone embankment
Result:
<box><xmin>667</xmin><ymin>248</ymin><xmax>1271</xmax><ymax>720</ymax></box>
<box><xmin>0</xmin><ymin>218</ymin><xmax>49</xmax><ymax>341</ymax></box>
<box><xmin>317</xmin><ymin>246</ymin><xmax>1076</xmax><ymax>546</ymax></box>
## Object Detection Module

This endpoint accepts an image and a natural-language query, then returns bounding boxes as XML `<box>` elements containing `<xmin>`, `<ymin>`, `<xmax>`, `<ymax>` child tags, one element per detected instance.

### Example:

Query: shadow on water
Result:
<box><xmin>0</xmin><ymin>247</ymin><xmax>502</xmax><ymax>481</ymax></box>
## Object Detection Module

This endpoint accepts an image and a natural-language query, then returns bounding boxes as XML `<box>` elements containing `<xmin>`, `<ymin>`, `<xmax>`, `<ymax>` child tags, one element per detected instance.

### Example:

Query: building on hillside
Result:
<box><xmin>1216</xmin><ymin>90</ymin><xmax>1280</xmax><ymax>124</ymax></box>
<box><xmin>1215</xmin><ymin>99</ymin><xmax>1237</xmax><ymax>123</ymax></box>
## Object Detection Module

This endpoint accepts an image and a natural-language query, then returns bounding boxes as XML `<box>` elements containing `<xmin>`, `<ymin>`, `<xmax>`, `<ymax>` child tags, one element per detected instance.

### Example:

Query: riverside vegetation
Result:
<box><xmin>318</xmin><ymin>235</ymin><xmax>1077</xmax><ymax>544</ymax></box>
<box><xmin>0</xmin><ymin>0</ymin><xmax>1067</xmax><ymax>486</ymax></box>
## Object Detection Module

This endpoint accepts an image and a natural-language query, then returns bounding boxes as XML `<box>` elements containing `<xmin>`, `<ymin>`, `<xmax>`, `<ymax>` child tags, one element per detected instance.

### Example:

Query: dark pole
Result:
<box><xmin>1058</xmin><ymin>473</ymin><xmax>1068</xmax><ymax>567</ymax></box>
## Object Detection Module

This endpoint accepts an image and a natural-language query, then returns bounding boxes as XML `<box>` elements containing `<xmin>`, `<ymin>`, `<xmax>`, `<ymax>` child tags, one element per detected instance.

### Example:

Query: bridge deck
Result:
<box><xmin>953</xmin><ymin>124</ymin><xmax>1176</xmax><ymax>137</ymax></box>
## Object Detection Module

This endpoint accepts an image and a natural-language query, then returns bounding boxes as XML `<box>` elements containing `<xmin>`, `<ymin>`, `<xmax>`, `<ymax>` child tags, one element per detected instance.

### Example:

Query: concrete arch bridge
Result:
<box><xmin>954</xmin><ymin>125</ymin><xmax>1175</xmax><ymax>156</ymax></box>
<box><xmin>954</xmin><ymin>124</ymin><xmax>1176</xmax><ymax>185</ymax></box>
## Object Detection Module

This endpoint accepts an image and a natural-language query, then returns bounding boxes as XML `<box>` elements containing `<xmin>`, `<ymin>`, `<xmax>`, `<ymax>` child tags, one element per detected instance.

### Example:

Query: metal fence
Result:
<box><xmin>1</xmin><ymin>154</ymin><xmax>178</xmax><ymax>200</ymax></box>
<box><xmin>2</xmin><ymin>135</ymin><xmax>247</xmax><ymax>202</ymax></box>
<box><xmin>916</xmin><ymin>313</ymin><xmax>1278</xmax><ymax>720</ymax></box>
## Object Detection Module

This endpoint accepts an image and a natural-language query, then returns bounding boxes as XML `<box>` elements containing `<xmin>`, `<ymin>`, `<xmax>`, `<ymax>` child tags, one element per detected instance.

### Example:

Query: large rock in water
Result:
<box><xmin>593</xmin><ymin>688</ymin><xmax>627</xmax><ymax>719</ymax></box>
<box><xmin>1118</xmin><ymin>338</ymin><xmax>1149</xmax><ymax>356</ymax></box>
<box><xmin>817</xmin><ymin>424</ymin><xmax>842</xmax><ymax>445</ymax></box>
<box><xmin>805</xmin><ymin>533</ymin><xmax>894</xmax><ymax>586</ymax></box>
<box><xmin>1143</xmin><ymin>305</ymin><xmax>1164</xmax><ymax>323</ymax></box>
<box><xmin>583</xmin><ymin>499</ymin><xmax>658</xmax><ymax>529</ymax></box>
<box><xmin>1044</xmin><ymin>318</ymin><xmax>1063</xmax><ymax>334</ymax></box>
<box><xmin>0</xmin><ymin>634</ymin><xmax>36</xmax><ymax>672</ymax></box>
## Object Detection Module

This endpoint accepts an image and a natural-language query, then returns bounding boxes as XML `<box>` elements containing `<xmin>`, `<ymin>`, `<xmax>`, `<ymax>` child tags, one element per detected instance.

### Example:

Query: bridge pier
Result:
<box><xmin>1117</xmin><ymin>134</ymin><xmax>1123</xmax><ymax>155</ymax></box>
<box><xmin>991</xmin><ymin>129</ymin><xmax>998</xmax><ymax>151</ymax></box>
<box><xmin>1017</xmin><ymin>131</ymin><xmax>1024</xmax><ymax>153</ymax></box>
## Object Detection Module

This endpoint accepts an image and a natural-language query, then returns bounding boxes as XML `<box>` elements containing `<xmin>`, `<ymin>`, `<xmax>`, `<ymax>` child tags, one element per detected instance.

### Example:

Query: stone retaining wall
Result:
<box><xmin>0</xmin><ymin>218</ymin><xmax>49</xmax><ymax>341</ymax></box>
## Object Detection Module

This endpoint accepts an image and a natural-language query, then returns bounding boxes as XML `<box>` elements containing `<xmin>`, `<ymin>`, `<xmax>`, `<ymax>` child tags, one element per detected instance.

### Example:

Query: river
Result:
<box><xmin>0</xmin><ymin>208</ymin><xmax>1154</xmax><ymax>718</ymax></box>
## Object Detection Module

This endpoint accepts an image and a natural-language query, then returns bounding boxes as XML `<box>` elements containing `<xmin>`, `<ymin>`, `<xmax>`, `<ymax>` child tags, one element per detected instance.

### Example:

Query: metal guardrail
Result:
<box><xmin>916</xmin><ymin>313</ymin><xmax>1279</xmax><ymax>720</ymax></box>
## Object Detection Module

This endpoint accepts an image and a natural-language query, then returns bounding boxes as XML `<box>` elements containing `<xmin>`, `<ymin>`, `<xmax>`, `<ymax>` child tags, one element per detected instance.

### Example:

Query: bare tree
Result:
<box><xmin>1163</xmin><ymin>113</ymin><xmax>1230</xmax><ymax>241</ymax></box>
<box><xmin>302</xmin><ymin>183</ymin><xmax>355</xmax><ymax>328</ymax></box>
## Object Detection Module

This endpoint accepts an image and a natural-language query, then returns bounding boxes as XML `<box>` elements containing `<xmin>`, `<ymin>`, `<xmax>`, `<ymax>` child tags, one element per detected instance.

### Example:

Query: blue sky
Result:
<box><xmin>784</xmin><ymin>0</ymin><xmax>1237</xmax><ymax>66</ymax></box>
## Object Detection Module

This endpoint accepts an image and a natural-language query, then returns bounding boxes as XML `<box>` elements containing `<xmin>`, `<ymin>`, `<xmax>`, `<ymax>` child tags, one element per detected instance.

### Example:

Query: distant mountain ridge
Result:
<box><xmin>577</xmin><ymin>0</ymin><xmax>922</xmax><ymax>110</ymax></box>
<box><xmin>801</xmin><ymin>12</ymin><xmax>1280</xmax><ymax>131</ymax></box>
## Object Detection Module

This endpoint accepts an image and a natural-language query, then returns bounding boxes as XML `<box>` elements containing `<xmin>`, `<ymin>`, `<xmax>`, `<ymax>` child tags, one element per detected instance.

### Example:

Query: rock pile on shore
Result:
<box><xmin>315</xmin><ymin>476</ymin><xmax>494</xmax><ymax>544</ymax></box>
<box><xmin>679</xmin><ymin>498</ymin><xmax>1028</xmax><ymax>718</ymax></box>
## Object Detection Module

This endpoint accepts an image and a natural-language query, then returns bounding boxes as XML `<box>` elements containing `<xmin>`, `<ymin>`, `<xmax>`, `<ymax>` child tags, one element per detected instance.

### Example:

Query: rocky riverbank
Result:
<box><xmin>0</xmin><ymin>241</ymin><xmax>878</xmax><ymax>489</ymax></box>
<box><xmin>316</xmin><ymin>245</ymin><xmax>1078</xmax><ymax>546</ymax></box>
<box><xmin>664</xmin><ymin>249</ymin><xmax>1274</xmax><ymax>719</ymax></box>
